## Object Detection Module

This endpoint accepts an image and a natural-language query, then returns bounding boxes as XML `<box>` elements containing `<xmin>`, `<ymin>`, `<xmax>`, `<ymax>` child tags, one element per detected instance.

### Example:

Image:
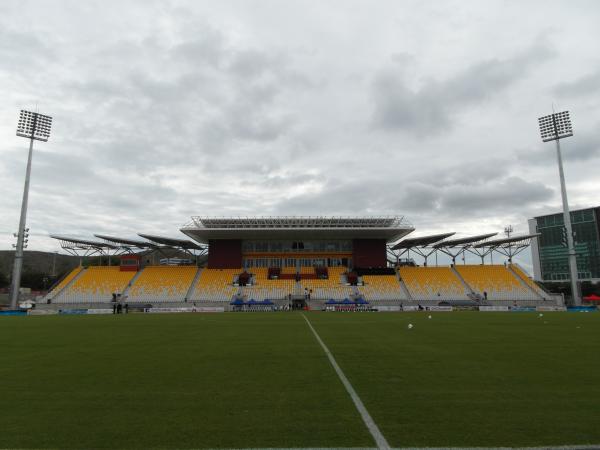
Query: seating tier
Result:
<box><xmin>242</xmin><ymin>268</ymin><xmax>295</xmax><ymax>301</ymax></box>
<box><xmin>191</xmin><ymin>268</ymin><xmax>239</xmax><ymax>302</ymax></box>
<box><xmin>128</xmin><ymin>266</ymin><xmax>197</xmax><ymax>302</ymax></box>
<box><xmin>301</xmin><ymin>273</ymin><xmax>353</xmax><ymax>300</ymax></box>
<box><xmin>455</xmin><ymin>265</ymin><xmax>538</xmax><ymax>301</ymax></box>
<box><xmin>358</xmin><ymin>274</ymin><xmax>408</xmax><ymax>301</ymax></box>
<box><xmin>57</xmin><ymin>266</ymin><xmax>136</xmax><ymax>303</ymax></box>
<box><xmin>47</xmin><ymin>267</ymin><xmax>83</xmax><ymax>300</ymax></box>
<box><xmin>510</xmin><ymin>265</ymin><xmax>546</xmax><ymax>299</ymax></box>
<box><xmin>399</xmin><ymin>266</ymin><xmax>468</xmax><ymax>301</ymax></box>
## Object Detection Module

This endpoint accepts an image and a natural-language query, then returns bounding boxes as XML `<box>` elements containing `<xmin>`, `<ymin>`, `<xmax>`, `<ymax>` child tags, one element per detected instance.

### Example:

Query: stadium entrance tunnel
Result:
<box><xmin>292</xmin><ymin>298</ymin><xmax>306</xmax><ymax>310</ymax></box>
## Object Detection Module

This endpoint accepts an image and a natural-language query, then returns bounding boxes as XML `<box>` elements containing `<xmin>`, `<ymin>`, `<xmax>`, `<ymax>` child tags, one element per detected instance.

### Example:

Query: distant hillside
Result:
<box><xmin>0</xmin><ymin>250</ymin><xmax>80</xmax><ymax>278</ymax></box>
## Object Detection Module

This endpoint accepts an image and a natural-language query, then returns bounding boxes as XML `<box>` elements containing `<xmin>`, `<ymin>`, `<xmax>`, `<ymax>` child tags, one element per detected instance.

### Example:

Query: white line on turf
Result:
<box><xmin>3</xmin><ymin>444</ymin><xmax>599</xmax><ymax>449</ymax></box>
<box><xmin>301</xmin><ymin>313</ymin><xmax>390</xmax><ymax>450</ymax></box>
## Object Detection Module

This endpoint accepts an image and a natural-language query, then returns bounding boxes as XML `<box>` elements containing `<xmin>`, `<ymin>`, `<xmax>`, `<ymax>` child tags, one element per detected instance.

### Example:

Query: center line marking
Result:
<box><xmin>301</xmin><ymin>313</ymin><xmax>390</xmax><ymax>450</ymax></box>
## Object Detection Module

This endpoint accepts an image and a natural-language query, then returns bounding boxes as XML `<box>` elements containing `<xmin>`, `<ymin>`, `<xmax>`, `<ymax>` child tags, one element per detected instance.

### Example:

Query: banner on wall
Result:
<box><xmin>400</xmin><ymin>305</ymin><xmax>419</xmax><ymax>311</ymax></box>
<box><xmin>194</xmin><ymin>307</ymin><xmax>225</xmax><ymax>313</ymax></box>
<box><xmin>536</xmin><ymin>306</ymin><xmax>567</xmax><ymax>312</ymax></box>
<box><xmin>424</xmin><ymin>306</ymin><xmax>453</xmax><ymax>312</ymax></box>
<box><xmin>145</xmin><ymin>307</ymin><xmax>225</xmax><ymax>314</ymax></box>
<box><xmin>145</xmin><ymin>307</ymin><xmax>194</xmax><ymax>314</ymax></box>
<box><xmin>58</xmin><ymin>309</ymin><xmax>88</xmax><ymax>315</ymax></box>
<box><xmin>375</xmin><ymin>306</ymin><xmax>402</xmax><ymax>312</ymax></box>
<box><xmin>27</xmin><ymin>309</ymin><xmax>58</xmax><ymax>315</ymax></box>
<box><xmin>87</xmin><ymin>309</ymin><xmax>113</xmax><ymax>315</ymax></box>
<box><xmin>479</xmin><ymin>306</ymin><xmax>510</xmax><ymax>312</ymax></box>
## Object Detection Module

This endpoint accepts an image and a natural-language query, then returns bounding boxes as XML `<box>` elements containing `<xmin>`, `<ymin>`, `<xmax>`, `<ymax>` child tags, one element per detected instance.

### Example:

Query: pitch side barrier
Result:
<box><xmin>0</xmin><ymin>310</ymin><xmax>28</xmax><ymax>316</ymax></box>
<box><xmin>372</xmin><ymin>305</ymin><xmax>570</xmax><ymax>313</ymax></box>
<box><xmin>567</xmin><ymin>306</ymin><xmax>597</xmax><ymax>312</ymax></box>
<box><xmin>145</xmin><ymin>306</ymin><xmax>224</xmax><ymax>313</ymax></box>
<box><xmin>22</xmin><ymin>305</ymin><xmax>579</xmax><ymax>316</ymax></box>
<box><xmin>479</xmin><ymin>305</ymin><xmax>568</xmax><ymax>312</ymax></box>
<box><xmin>374</xmin><ymin>305</ymin><xmax>454</xmax><ymax>312</ymax></box>
<box><xmin>479</xmin><ymin>306</ymin><xmax>510</xmax><ymax>312</ymax></box>
<box><xmin>27</xmin><ymin>309</ymin><xmax>114</xmax><ymax>315</ymax></box>
<box><xmin>26</xmin><ymin>307</ymin><xmax>225</xmax><ymax>315</ymax></box>
<box><xmin>27</xmin><ymin>309</ymin><xmax>58</xmax><ymax>315</ymax></box>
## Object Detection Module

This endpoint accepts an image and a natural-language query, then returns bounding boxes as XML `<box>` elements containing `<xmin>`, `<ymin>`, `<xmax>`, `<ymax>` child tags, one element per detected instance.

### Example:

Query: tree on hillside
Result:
<box><xmin>20</xmin><ymin>272</ymin><xmax>51</xmax><ymax>291</ymax></box>
<box><xmin>0</xmin><ymin>271</ymin><xmax>9</xmax><ymax>288</ymax></box>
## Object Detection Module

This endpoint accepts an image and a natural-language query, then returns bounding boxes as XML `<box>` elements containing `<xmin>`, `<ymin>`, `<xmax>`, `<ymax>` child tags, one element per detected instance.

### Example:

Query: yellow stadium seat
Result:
<box><xmin>509</xmin><ymin>264</ymin><xmax>547</xmax><ymax>299</ymax></box>
<box><xmin>128</xmin><ymin>266</ymin><xmax>198</xmax><ymax>302</ymax></box>
<box><xmin>56</xmin><ymin>266</ymin><xmax>136</xmax><ymax>303</ymax></box>
<box><xmin>357</xmin><ymin>274</ymin><xmax>408</xmax><ymax>301</ymax></box>
<box><xmin>399</xmin><ymin>266</ymin><xmax>468</xmax><ymax>301</ymax></box>
<box><xmin>47</xmin><ymin>267</ymin><xmax>83</xmax><ymax>301</ymax></box>
<box><xmin>191</xmin><ymin>268</ymin><xmax>240</xmax><ymax>302</ymax></box>
<box><xmin>455</xmin><ymin>265</ymin><xmax>539</xmax><ymax>301</ymax></box>
<box><xmin>242</xmin><ymin>267</ymin><xmax>296</xmax><ymax>301</ymax></box>
<box><xmin>301</xmin><ymin>267</ymin><xmax>353</xmax><ymax>300</ymax></box>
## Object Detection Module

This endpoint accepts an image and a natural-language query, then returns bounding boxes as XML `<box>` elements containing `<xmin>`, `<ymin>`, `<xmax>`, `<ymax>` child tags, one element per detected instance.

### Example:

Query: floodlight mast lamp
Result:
<box><xmin>538</xmin><ymin>110</ymin><xmax>580</xmax><ymax>306</ymax></box>
<box><xmin>9</xmin><ymin>110</ymin><xmax>52</xmax><ymax>309</ymax></box>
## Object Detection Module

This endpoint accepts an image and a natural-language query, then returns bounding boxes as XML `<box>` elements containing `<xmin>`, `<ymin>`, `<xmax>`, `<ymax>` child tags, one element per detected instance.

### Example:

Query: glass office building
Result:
<box><xmin>529</xmin><ymin>207</ymin><xmax>600</xmax><ymax>282</ymax></box>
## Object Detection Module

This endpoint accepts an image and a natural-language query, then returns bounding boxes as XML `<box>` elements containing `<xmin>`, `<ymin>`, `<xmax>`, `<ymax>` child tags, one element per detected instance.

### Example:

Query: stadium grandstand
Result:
<box><xmin>40</xmin><ymin>216</ymin><xmax>561</xmax><ymax>309</ymax></box>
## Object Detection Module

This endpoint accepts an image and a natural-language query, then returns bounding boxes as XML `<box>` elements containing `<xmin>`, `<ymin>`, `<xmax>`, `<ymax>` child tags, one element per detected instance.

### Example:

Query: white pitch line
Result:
<box><xmin>301</xmin><ymin>313</ymin><xmax>390</xmax><ymax>450</ymax></box>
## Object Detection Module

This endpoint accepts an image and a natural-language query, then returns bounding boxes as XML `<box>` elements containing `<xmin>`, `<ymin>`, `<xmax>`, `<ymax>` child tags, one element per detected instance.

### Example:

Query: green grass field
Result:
<box><xmin>1</xmin><ymin>311</ymin><xmax>599</xmax><ymax>449</ymax></box>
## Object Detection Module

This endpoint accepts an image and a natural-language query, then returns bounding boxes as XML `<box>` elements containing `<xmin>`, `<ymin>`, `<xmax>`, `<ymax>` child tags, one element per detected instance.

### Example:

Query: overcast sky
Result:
<box><xmin>1</xmin><ymin>0</ymin><xmax>599</xmax><ymax>271</ymax></box>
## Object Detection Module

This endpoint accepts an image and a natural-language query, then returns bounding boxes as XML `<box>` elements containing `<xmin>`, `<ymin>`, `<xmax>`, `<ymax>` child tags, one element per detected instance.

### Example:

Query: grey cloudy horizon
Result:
<box><xmin>1</xmin><ymin>0</ymin><xmax>599</xmax><ymax>271</ymax></box>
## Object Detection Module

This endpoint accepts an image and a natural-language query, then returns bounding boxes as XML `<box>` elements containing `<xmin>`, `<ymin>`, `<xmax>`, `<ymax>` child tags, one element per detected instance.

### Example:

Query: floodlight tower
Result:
<box><xmin>504</xmin><ymin>225</ymin><xmax>513</xmax><ymax>263</ymax></box>
<box><xmin>538</xmin><ymin>110</ymin><xmax>580</xmax><ymax>306</ymax></box>
<box><xmin>9</xmin><ymin>110</ymin><xmax>52</xmax><ymax>309</ymax></box>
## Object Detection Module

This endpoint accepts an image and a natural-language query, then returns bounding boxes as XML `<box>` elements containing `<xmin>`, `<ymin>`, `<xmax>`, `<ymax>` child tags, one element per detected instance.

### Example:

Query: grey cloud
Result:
<box><xmin>270</xmin><ymin>178</ymin><xmax>381</xmax><ymax>216</ymax></box>
<box><xmin>518</xmin><ymin>130</ymin><xmax>600</xmax><ymax>164</ymax></box>
<box><xmin>0</xmin><ymin>29</ymin><xmax>56</xmax><ymax>69</ymax></box>
<box><xmin>263</xmin><ymin>172</ymin><xmax>322</xmax><ymax>188</ymax></box>
<box><xmin>553</xmin><ymin>71</ymin><xmax>600</xmax><ymax>98</ymax></box>
<box><xmin>60</xmin><ymin>36</ymin><xmax>302</xmax><ymax>171</ymax></box>
<box><xmin>390</xmin><ymin>52</ymin><xmax>416</xmax><ymax>65</ymax></box>
<box><xmin>441</xmin><ymin>176</ymin><xmax>553</xmax><ymax>212</ymax></box>
<box><xmin>270</xmin><ymin>169</ymin><xmax>553</xmax><ymax>219</ymax></box>
<box><xmin>171</xmin><ymin>31</ymin><xmax>227</xmax><ymax>68</ymax></box>
<box><xmin>395</xmin><ymin>176</ymin><xmax>553</xmax><ymax>216</ymax></box>
<box><xmin>229</xmin><ymin>49</ymin><xmax>276</xmax><ymax>79</ymax></box>
<box><xmin>433</xmin><ymin>158</ymin><xmax>511</xmax><ymax>186</ymax></box>
<box><xmin>371</xmin><ymin>41</ymin><xmax>556</xmax><ymax>136</ymax></box>
<box><xmin>392</xmin><ymin>184</ymin><xmax>440</xmax><ymax>212</ymax></box>
<box><xmin>565</xmin><ymin>135</ymin><xmax>600</xmax><ymax>161</ymax></box>
<box><xmin>227</xmin><ymin>111</ymin><xmax>292</xmax><ymax>142</ymax></box>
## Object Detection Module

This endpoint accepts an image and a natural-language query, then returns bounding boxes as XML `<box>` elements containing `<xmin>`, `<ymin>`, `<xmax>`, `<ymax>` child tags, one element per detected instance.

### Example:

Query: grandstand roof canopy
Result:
<box><xmin>94</xmin><ymin>234</ymin><xmax>157</xmax><ymax>248</ymax></box>
<box><xmin>391</xmin><ymin>232</ymin><xmax>455</xmax><ymax>250</ymax></box>
<box><xmin>473</xmin><ymin>233</ymin><xmax>541</xmax><ymax>248</ymax></box>
<box><xmin>432</xmin><ymin>232</ymin><xmax>498</xmax><ymax>248</ymax></box>
<box><xmin>50</xmin><ymin>235</ymin><xmax>117</xmax><ymax>249</ymax></box>
<box><xmin>181</xmin><ymin>216</ymin><xmax>415</xmax><ymax>243</ymax></box>
<box><xmin>137</xmin><ymin>233</ymin><xmax>204</xmax><ymax>250</ymax></box>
